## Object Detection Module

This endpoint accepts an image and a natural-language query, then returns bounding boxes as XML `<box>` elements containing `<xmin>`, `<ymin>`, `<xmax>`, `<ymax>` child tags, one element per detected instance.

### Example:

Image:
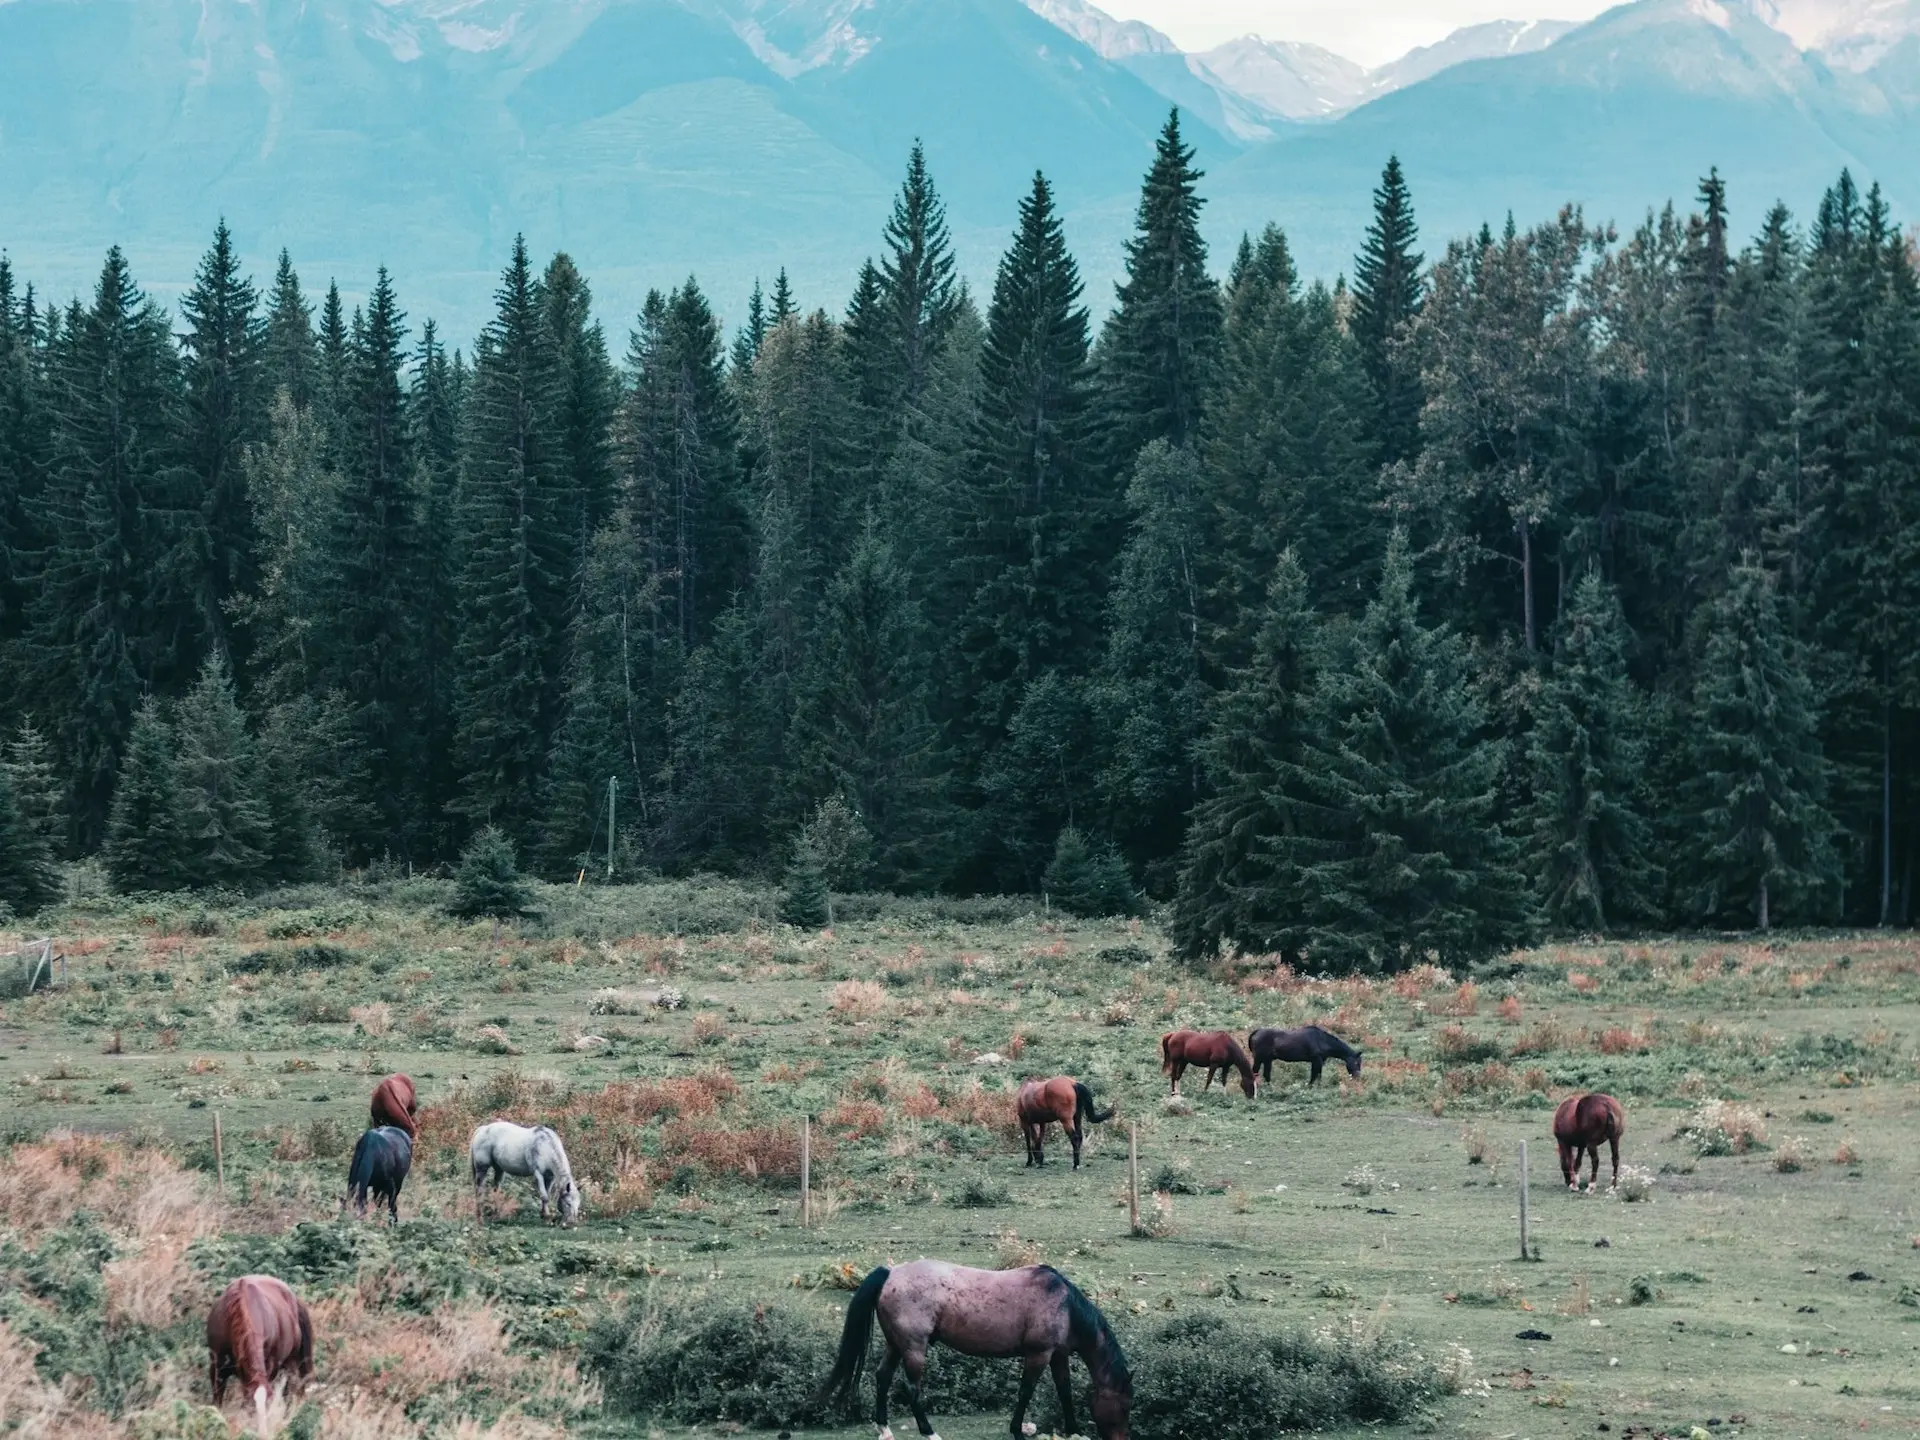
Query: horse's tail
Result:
<box><xmin>347</xmin><ymin>1130</ymin><xmax>376</xmax><ymax>1206</ymax></box>
<box><xmin>227</xmin><ymin>1285</ymin><xmax>267</xmax><ymax>1390</ymax></box>
<box><xmin>1074</xmin><ymin>1082</ymin><xmax>1114</xmax><ymax>1126</ymax></box>
<box><xmin>1160</xmin><ymin>1032</ymin><xmax>1175</xmax><ymax>1073</ymax></box>
<box><xmin>812</xmin><ymin>1265</ymin><xmax>889</xmax><ymax>1409</ymax></box>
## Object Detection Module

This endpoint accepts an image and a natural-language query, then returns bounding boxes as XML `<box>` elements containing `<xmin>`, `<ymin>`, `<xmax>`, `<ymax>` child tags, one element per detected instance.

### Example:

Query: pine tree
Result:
<box><xmin>880</xmin><ymin>141</ymin><xmax>962</xmax><ymax>412</ymax></box>
<box><xmin>771</xmin><ymin>269</ymin><xmax>798</xmax><ymax>328</ymax></box>
<box><xmin>979</xmin><ymin>671</ymin><xmax>1100</xmax><ymax>890</ymax></box>
<box><xmin>0</xmin><ymin>257</ymin><xmax>48</xmax><ymax>671</ymax></box>
<box><xmin>0</xmin><ymin>761</ymin><xmax>56</xmax><ymax>917</ymax></box>
<box><xmin>451</xmin><ymin>825</ymin><xmax>535</xmax><ymax>919</ymax></box>
<box><xmin>778</xmin><ymin>829</ymin><xmax>831</xmax><ymax>927</ymax></box>
<box><xmin>27</xmin><ymin>249</ymin><xmax>190</xmax><ymax>847</ymax></box>
<box><xmin>103</xmin><ymin>696</ymin><xmax>187</xmax><ymax>893</ymax></box>
<box><xmin>263</xmin><ymin>250</ymin><xmax>316</xmax><ymax>411</ymax></box>
<box><xmin>1682</xmin><ymin>558</ymin><xmax>1839</xmax><ymax>929</ymax></box>
<box><xmin>1283</xmin><ymin>534</ymin><xmax>1533</xmax><ymax>971</ymax></box>
<box><xmin>1527</xmin><ymin>573</ymin><xmax>1662</xmax><ymax>931</ymax></box>
<box><xmin>254</xmin><ymin>700</ymin><xmax>321</xmax><ymax>885</ymax></box>
<box><xmin>453</xmin><ymin>239</ymin><xmax>565</xmax><ymax>842</ymax></box>
<box><xmin>1350</xmin><ymin>157</ymin><xmax>1426</xmax><ymax>466</ymax></box>
<box><xmin>410</xmin><ymin>320</ymin><xmax>464</xmax><ymax>857</ymax></box>
<box><xmin>661</xmin><ymin>603</ymin><xmax>779</xmax><ymax>870</ymax></box>
<box><xmin>179</xmin><ymin>221</ymin><xmax>265</xmax><ymax>666</ymax></box>
<box><xmin>171</xmin><ymin>654</ymin><xmax>271</xmax><ymax>891</ymax></box>
<box><xmin>1043</xmin><ymin>826</ymin><xmax>1136</xmax><ymax>917</ymax></box>
<box><xmin>958</xmin><ymin>173</ymin><xmax>1102</xmax><ymax>772</ymax></box>
<box><xmin>1099</xmin><ymin>110</ymin><xmax>1224</xmax><ymax>466</ymax></box>
<box><xmin>3</xmin><ymin>720</ymin><xmax>68</xmax><ymax>860</ymax></box>
<box><xmin>1170</xmin><ymin>551</ymin><xmax>1320</xmax><ymax>960</ymax></box>
<box><xmin>731</xmin><ymin>278</ymin><xmax>767</xmax><ymax>376</ymax></box>
<box><xmin>315</xmin><ymin>281</ymin><xmax>351</xmax><ymax>464</ymax></box>
<box><xmin>543</xmin><ymin>252</ymin><xmax>618</xmax><ymax>601</ymax></box>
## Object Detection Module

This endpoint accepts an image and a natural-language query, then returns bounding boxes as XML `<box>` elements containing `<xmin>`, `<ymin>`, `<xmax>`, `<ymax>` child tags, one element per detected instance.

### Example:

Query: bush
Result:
<box><xmin>948</xmin><ymin>1174</ymin><xmax>1011</xmax><ymax>1208</ymax></box>
<box><xmin>779</xmin><ymin>843</ymin><xmax>831</xmax><ymax>928</ymax></box>
<box><xmin>1124</xmin><ymin>1312</ymin><xmax>1436</xmax><ymax>1438</ymax></box>
<box><xmin>450</xmin><ymin>827</ymin><xmax>535</xmax><ymax>919</ymax></box>
<box><xmin>1043</xmin><ymin>828</ymin><xmax>1138</xmax><ymax>918</ymax></box>
<box><xmin>585</xmin><ymin>1299</ymin><xmax>838</xmax><ymax>1427</ymax></box>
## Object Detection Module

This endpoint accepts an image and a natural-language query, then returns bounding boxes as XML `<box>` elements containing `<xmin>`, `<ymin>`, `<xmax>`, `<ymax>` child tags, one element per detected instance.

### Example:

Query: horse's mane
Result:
<box><xmin>1055</xmin><ymin>1269</ymin><xmax>1130</xmax><ymax>1388</ymax></box>
<box><xmin>1317</xmin><ymin>1026</ymin><xmax>1359</xmax><ymax>1057</ymax></box>
<box><xmin>1223</xmin><ymin>1035</ymin><xmax>1255</xmax><ymax>1075</ymax></box>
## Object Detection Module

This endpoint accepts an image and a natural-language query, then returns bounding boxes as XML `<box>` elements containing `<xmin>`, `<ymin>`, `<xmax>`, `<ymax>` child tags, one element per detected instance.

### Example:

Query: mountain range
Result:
<box><xmin>1</xmin><ymin>0</ymin><xmax>1917</xmax><ymax>343</ymax></box>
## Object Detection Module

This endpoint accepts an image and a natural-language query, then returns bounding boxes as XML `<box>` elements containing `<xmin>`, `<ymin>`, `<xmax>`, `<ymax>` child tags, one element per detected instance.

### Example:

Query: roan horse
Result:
<box><xmin>1015</xmin><ymin>1076</ymin><xmax>1114</xmax><ymax>1169</ymax></box>
<box><xmin>370</xmin><ymin>1073</ymin><xmax>420</xmax><ymax>1138</ymax></box>
<box><xmin>1159</xmin><ymin>1030</ymin><xmax>1257</xmax><ymax>1098</ymax></box>
<box><xmin>1553</xmin><ymin>1092</ymin><xmax>1627</xmax><ymax>1191</ymax></box>
<box><xmin>1246</xmin><ymin>1025</ymin><xmax>1364</xmax><ymax>1087</ymax></box>
<box><xmin>815</xmin><ymin>1260</ymin><xmax>1131</xmax><ymax>1440</ymax></box>
<box><xmin>346</xmin><ymin>1125</ymin><xmax>414</xmax><ymax>1224</ymax></box>
<box><xmin>207</xmin><ymin>1275</ymin><xmax>313</xmax><ymax>1435</ymax></box>
<box><xmin>470</xmin><ymin>1120</ymin><xmax>582</xmax><ymax>1225</ymax></box>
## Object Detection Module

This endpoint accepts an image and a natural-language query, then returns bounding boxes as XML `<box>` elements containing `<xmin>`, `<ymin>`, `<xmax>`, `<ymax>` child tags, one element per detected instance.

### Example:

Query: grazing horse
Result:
<box><xmin>814</xmin><ymin>1260</ymin><xmax>1131</xmax><ymax>1440</ymax></box>
<box><xmin>1016</xmin><ymin>1076</ymin><xmax>1114</xmax><ymax>1169</ymax></box>
<box><xmin>1159</xmin><ymin>1030</ymin><xmax>1257</xmax><ymax>1099</ymax></box>
<box><xmin>1247</xmin><ymin>1025</ymin><xmax>1363</xmax><ymax>1087</ymax></box>
<box><xmin>1553</xmin><ymin>1093</ymin><xmax>1627</xmax><ymax>1191</ymax></box>
<box><xmin>207</xmin><ymin>1275</ymin><xmax>312</xmax><ymax>1435</ymax></box>
<box><xmin>346</xmin><ymin>1125</ymin><xmax>413</xmax><ymax>1224</ymax></box>
<box><xmin>470</xmin><ymin>1120</ymin><xmax>582</xmax><ymax>1225</ymax></box>
<box><xmin>370</xmin><ymin>1073</ymin><xmax>420</xmax><ymax>1138</ymax></box>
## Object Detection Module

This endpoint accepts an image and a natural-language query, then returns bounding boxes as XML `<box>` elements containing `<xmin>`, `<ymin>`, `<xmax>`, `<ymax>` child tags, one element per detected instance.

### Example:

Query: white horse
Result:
<box><xmin>469</xmin><ymin>1121</ymin><xmax>583</xmax><ymax>1226</ymax></box>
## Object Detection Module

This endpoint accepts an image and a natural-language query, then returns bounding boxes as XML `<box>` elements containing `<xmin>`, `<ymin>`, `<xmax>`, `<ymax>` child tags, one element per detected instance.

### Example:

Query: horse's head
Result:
<box><xmin>1345</xmin><ymin>1050</ymin><xmax>1363</xmax><ymax>1078</ymax></box>
<box><xmin>1239</xmin><ymin>1068</ymin><xmax>1257</xmax><ymax>1099</ymax></box>
<box><xmin>557</xmin><ymin>1178</ymin><xmax>582</xmax><ymax>1227</ymax></box>
<box><xmin>1090</xmin><ymin>1368</ymin><xmax>1131</xmax><ymax>1440</ymax></box>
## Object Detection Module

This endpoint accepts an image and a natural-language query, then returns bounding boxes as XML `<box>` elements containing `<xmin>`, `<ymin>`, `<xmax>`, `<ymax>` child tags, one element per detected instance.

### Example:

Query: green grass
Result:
<box><xmin>4</xmin><ymin>877</ymin><xmax>1920</xmax><ymax>1437</ymax></box>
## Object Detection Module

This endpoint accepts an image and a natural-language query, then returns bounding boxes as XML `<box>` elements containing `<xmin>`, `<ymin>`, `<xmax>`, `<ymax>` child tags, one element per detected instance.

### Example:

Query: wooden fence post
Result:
<box><xmin>801</xmin><ymin>1115</ymin><xmax>812</xmax><ymax>1229</ymax></box>
<box><xmin>1518</xmin><ymin>1139</ymin><xmax>1531</xmax><ymax>1261</ymax></box>
<box><xmin>214</xmin><ymin>1113</ymin><xmax>226</xmax><ymax>1193</ymax></box>
<box><xmin>1128</xmin><ymin>1121</ymin><xmax>1140</xmax><ymax>1235</ymax></box>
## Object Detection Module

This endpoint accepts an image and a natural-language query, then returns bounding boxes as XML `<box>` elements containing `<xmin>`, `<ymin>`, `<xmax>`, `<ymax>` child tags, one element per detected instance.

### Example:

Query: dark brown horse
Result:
<box><xmin>1247</xmin><ymin>1025</ymin><xmax>1363</xmax><ymax>1087</ymax></box>
<box><xmin>815</xmin><ymin>1260</ymin><xmax>1130</xmax><ymax>1440</ymax></box>
<box><xmin>1553</xmin><ymin>1092</ymin><xmax>1627</xmax><ymax>1191</ymax></box>
<box><xmin>1016</xmin><ymin>1076</ymin><xmax>1114</xmax><ymax>1169</ymax></box>
<box><xmin>1160</xmin><ymin>1030</ymin><xmax>1256</xmax><ymax>1099</ymax></box>
<box><xmin>207</xmin><ymin>1275</ymin><xmax>313</xmax><ymax>1434</ymax></box>
<box><xmin>371</xmin><ymin>1073</ymin><xmax>419</xmax><ymax>1138</ymax></box>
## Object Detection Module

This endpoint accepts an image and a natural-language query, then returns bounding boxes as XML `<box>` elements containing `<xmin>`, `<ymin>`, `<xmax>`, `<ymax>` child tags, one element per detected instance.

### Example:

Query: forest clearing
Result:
<box><xmin>2</xmin><ymin>876</ymin><xmax>1918</xmax><ymax>1439</ymax></box>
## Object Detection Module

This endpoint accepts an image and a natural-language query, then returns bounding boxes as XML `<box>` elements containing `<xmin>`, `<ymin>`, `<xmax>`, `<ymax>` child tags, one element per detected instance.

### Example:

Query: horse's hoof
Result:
<box><xmin>1023</xmin><ymin>1424</ymin><xmax>1038</xmax><ymax>1436</ymax></box>
<box><xmin>879</xmin><ymin>1427</ymin><xmax>895</xmax><ymax>1440</ymax></box>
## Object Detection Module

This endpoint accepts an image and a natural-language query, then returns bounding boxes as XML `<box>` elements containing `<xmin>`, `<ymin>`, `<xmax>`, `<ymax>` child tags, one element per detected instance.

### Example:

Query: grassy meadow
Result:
<box><xmin>3</xmin><ymin>872</ymin><xmax>1920</xmax><ymax>1439</ymax></box>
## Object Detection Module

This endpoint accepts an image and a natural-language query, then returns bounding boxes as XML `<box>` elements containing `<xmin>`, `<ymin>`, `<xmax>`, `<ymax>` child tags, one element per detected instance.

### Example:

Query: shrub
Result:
<box><xmin>1678</xmin><ymin>1100</ymin><xmax>1767</xmax><ymax>1156</ymax></box>
<box><xmin>778</xmin><ymin>842</ymin><xmax>830</xmax><ymax>929</ymax></box>
<box><xmin>1124</xmin><ymin>1313</ymin><xmax>1436</xmax><ymax>1437</ymax></box>
<box><xmin>828</xmin><ymin>980</ymin><xmax>886</xmax><ymax>1022</ymax></box>
<box><xmin>1772</xmin><ymin>1136</ymin><xmax>1813</xmax><ymax>1173</ymax></box>
<box><xmin>1832</xmin><ymin>1137</ymin><xmax>1862</xmax><ymax>1166</ymax></box>
<box><xmin>1612</xmin><ymin>1164</ymin><xmax>1656</xmax><ymax>1202</ymax></box>
<box><xmin>1042</xmin><ymin>827</ymin><xmax>1137</xmax><ymax>918</ymax></box>
<box><xmin>949</xmin><ymin>1174</ymin><xmax>1011</xmax><ymax>1208</ymax></box>
<box><xmin>450</xmin><ymin>828</ymin><xmax>534</xmax><ymax>920</ymax></box>
<box><xmin>1342</xmin><ymin>1164</ymin><xmax>1382</xmax><ymax>1196</ymax></box>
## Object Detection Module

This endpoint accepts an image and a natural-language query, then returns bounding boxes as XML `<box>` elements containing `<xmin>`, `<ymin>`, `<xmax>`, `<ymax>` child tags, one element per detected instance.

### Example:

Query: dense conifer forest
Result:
<box><xmin>0</xmin><ymin>114</ymin><xmax>1915</xmax><ymax>966</ymax></box>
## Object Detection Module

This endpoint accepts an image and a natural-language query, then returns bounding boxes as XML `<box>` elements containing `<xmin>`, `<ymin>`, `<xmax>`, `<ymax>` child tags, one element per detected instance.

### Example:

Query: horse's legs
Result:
<box><xmin>1261</xmin><ymin>1059</ymin><xmax>1273</xmax><ymax>1084</ymax></box>
<box><xmin>1585</xmin><ymin>1144</ymin><xmax>1600</xmax><ymax>1190</ymax></box>
<box><xmin>1557</xmin><ymin>1141</ymin><xmax>1576</xmax><ymax>1191</ymax></box>
<box><xmin>1310</xmin><ymin>1060</ymin><xmax>1323</xmax><ymax>1086</ymax></box>
<box><xmin>1168</xmin><ymin>1060</ymin><xmax>1181</xmax><ymax>1095</ymax></box>
<box><xmin>1608</xmin><ymin>1132</ymin><xmax>1621</xmax><ymax>1188</ymax></box>
<box><xmin>1069</xmin><ymin>1119</ymin><xmax>1083</xmax><ymax>1170</ymax></box>
<box><xmin>534</xmin><ymin>1166</ymin><xmax>552</xmax><ymax>1220</ymax></box>
<box><xmin>1008</xmin><ymin>1355</ymin><xmax>1048</xmax><ymax>1438</ymax></box>
<box><xmin>1049</xmin><ymin>1350</ymin><xmax>1076</xmax><ymax>1435</ymax></box>
<box><xmin>1202</xmin><ymin>1065</ymin><xmax>1216</xmax><ymax>1092</ymax></box>
<box><xmin>872</xmin><ymin>1345</ymin><xmax>901</xmax><ymax>1439</ymax></box>
<box><xmin>209</xmin><ymin>1349</ymin><xmax>225</xmax><ymax>1406</ymax></box>
<box><xmin>899</xmin><ymin>1347</ymin><xmax>939</xmax><ymax>1440</ymax></box>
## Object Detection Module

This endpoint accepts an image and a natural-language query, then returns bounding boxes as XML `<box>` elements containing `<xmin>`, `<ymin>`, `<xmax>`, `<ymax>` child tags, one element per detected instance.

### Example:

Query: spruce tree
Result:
<box><xmin>880</xmin><ymin>141</ymin><xmax>962</xmax><ymax>411</ymax></box>
<box><xmin>661</xmin><ymin>603</ymin><xmax>778</xmax><ymax>870</ymax></box>
<box><xmin>771</xmin><ymin>269</ymin><xmax>798</xmax><ymax>328</ymax></box>
<box><xmin>1043</xmin><ymin>826</ymin><xmax>1136</xmax><ymax>917</ymax></box>
<box><xmin>410</xmin><ymin>320</ymin><xmax>464</xmax><ymax>857</ymax></box>
<box><xmin>1527</xmin><ymin>573</ymin><xmax>1662</xmax><ymax>932</ymax></box>
<box><xmin>179</xmin><ymin>221</ymin><xmax>265</xmax><ymax>666</ymax></box>
<box><xmin>979</xmin><ymin>671</ymin><xmax>1100</xmax><ymax>890</ymax></box>
<box><xmin>262</xmin><ymin>250</ymin><xmax>316</xmax><ymax>411</ymax></box>
<box><xmin>0</xmin><ymin>761</ymin><xmax>56</xmax><ymax>918</ymax></box>
<box><xmin>543</xmin><ymin>252</ymin><xmax>618</xmax><ymax>598</ymax></box>
<box><xmin>1283</xmin><ymin>534</ymin><xmax>1533</xmax><ymax>971</ymax></box>
<box><xmin>1099</xmin><ymin>110</ymin><xmax>1224</xmax><ymax>465</ymax></box>
<box><xmin>3</xmin><ymin>720</ymin><xmax>68</xmax><ymax>860</ymax></box>
<box><xmin>1682</xmin><ymin>559</ymin><xmax>1838</xmax><ymax>929</ymax></box>
<box><xmin>1350</xmin><ymin>157</ymin><xmax>1425</xmax><ymax>466</ymax></box>
<box><xmin>0</xmin><ymin>257</ymin><xmax>47</xmax><ymax>671</ymax></box>
<box><xmin>778</xmin><ymin>829</ymin><xmax>832</xmax><ymax>927</ymax></box>
<box><xmin>254</xmin><ymin>701</ymin><xmax>321</xmax><ymax>885</ymax></box>
<box><xmin>103</xmin><ymin>696</ymin><xmax>187</xmax><ymax>893</ymax></box>
<box><xmin>451</xmin><ymin>825</ymin><xmax>535</xmax><ymax>919</ymax></box>
<box><xmin>731</xmin><ymin>278</ymin><xmax>767</xmax><ymax>376</ymax></box>
<box><xmin>171</xmin><ymin>654</ymin><xmax>271</xmax><ymax>891</ymax></box>
<box><xmin>1170</xmin><ymin>552</ymin><xmax>1320</xmax><ymax>961</ymax></box>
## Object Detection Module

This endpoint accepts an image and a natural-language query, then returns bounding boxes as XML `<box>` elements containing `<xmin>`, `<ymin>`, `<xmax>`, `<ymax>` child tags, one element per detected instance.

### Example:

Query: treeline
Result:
<box><xmin>0</xmin><ymin>114</ymin><xmax>1915</xmax><ymax>965</ymax></box>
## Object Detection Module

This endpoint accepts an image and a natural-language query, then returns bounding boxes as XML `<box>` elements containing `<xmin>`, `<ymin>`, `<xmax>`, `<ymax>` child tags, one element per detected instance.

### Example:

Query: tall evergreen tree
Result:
<box><xmin>0</xmin><ymin>257</ymin><xmax>47</xmax><ymax>672</ymax></box>
<box><xmin>171</xmin><ymin>654</ymin><xmax>271</xmax><ymax>891</ymax></box>
<box><xmin>262</xmin><ymin>250</ymin><xmax>316</xmax><ymax>411</ymax></box>
<box><xmin>1527</xmin><ymin>572</ymin><xmax>1661</xmax><ymax>931</ymax></box>
<box><xmin>1099</xmin><ymin>110</ymin><xmax>1224</xmax><ymax>465</ymax></box>
<box><xmin>178</xmin><ymin>221</ymin><xmax>265</xmax><ymax>667</ymax></box>
<box><xmin>1350</xmin><ymin>157</ymin><xmax>1426</xmax><ymax>466</ymax></box>
<box><xmin>3</xmin><ymin>720</ymin><xmax>68</xmax><ymax>861</ymax></box>
<box><xmin>410</xmin><ymin>320</ymin><xmax>465</xmax><ymax>856</ymax></box>
<box><xmin>543</xmin><ymin>252</ymin><xmax>618</xmax><ymax>603</ymax></box>
<box><xmin>103</xmin><ymin>696</ymin><xmax>186</xmax><ymax>893</ymax></box>
<box><xmin>0</xmin><ymin>760</ymin><xmax>56</xmax><ymax>917</ymax></box>
<box><xmin>880</xmin><ymin>141</ymin><xmax>962</xmax><ymax>412</ymax></box>
<box><xmin>1682</xmin><ymin>558</ymin><xmax>1838</xmax><ymax>929</ymax></box>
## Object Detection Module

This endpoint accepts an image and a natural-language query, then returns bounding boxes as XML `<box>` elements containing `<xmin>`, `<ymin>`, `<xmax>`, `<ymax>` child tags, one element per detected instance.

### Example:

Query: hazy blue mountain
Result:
<box><xmin>1</xmin><ymin>0</ymin><xmax>1918</xmax><ymax>345</ymax></box>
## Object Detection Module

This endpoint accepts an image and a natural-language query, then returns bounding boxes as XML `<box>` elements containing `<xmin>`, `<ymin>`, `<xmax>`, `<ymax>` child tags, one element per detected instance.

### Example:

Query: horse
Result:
<box><xmin>814</xmin><ymin>1260</ymin><xmax>1131</xmax><ymax>1440</ymax></box>
<box><xmin>207</xmin><ymin>1275</ymin><xmax>312</xmax><ymax>1435</ymax></box>
<box><xmin>1553</xmin><ymin>1092</ymin><xmax>1627</xmax><ymax>1191</ymax></box>
<box><xmin>1159</xmin><ymin>1030</ymin><xmax>1257</xmax><ymax>1099</ymax></box>
<box><xmin>1246</xmin><ymin>1025</ymin><xmax>1363</xmax><ymax>1087</ymax></box>
<box><xmin>370</xmin><ymin>1073</ymin><xmax>419</xmax><ymax>1138</ymax></box>
<box><xmin>470</xmin><ymin>1120</ymin><xmax>582</xmax><ymax>1225</ymax></box>
<box><xmin>1016</xmin><ymin>1077</ymin><xmax>1114</xmax><ymax>1169</ymax></box>
<box><xmin>346</xmin><ymin>1125</ymin><xmax>413</xmax><ymax>1224</ymax></box>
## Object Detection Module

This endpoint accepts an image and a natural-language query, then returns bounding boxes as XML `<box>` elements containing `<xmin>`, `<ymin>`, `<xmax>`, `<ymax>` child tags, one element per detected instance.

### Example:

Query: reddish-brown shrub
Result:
<box><xmin>824</xmin><ymin>1098</ymin><xmax>888</xmax><ymax>1139</ymax></box>
<box><xmin>1595</xmin><ymin>1027</ymin><xmax>1649</xmax><ymax>1056</ymax></box>
<box><xmin>1568</xmin><ymin>971</ymin><xmax>1600</xmax><ymax>995</ymax></box>
<box><xmin>662</xmin><ymin>1120</ymin><xmax>809</xmax><ymax>1181</ymax></box>
<box><xmin>1496</xmin><ymin>995</ymin><xmax>1524</xmax><ymax>1025</ymax></box>
<box><xmin>1436</xmin><ymin>982</ymin><xmax>1479</xmax><ymax>1018</ymax></box>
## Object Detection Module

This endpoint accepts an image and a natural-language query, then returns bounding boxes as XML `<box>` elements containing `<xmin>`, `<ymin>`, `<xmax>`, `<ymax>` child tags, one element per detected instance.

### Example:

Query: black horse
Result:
<box><xmin>1247</xmin><ymin>1025</ymin><xmax>1363</xmax><ymax>1087</ymax></box>
<box><xmin>346</xmin><ymin>1125</ymin><xmax>413</xmax><ymax>1224</ymax></box>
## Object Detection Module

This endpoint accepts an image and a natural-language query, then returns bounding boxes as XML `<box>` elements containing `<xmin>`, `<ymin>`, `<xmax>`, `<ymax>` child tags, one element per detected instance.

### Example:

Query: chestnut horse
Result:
<box><xmin>1160</xmin><ymin>1030</ymin><xmax>1256</xmax><ymax>1098</ymax></box>
<box><xmin>371</xmin><ymin>1073</ymin><xmax>419</xmax><ymax>1138</ymax></box>
<box><xmin>1553</xmin><ymin>1092</ymin><xmax>1627</xmax><ymax>1191</ymax></box>
<box><xmin>1016</xmin><ymin>1076</ymin><xmax>1114</xmax><ymax>1169</ymax></box>
<box><xmin>207</xmin><ymin>1275</ymin><xmax>313</xmax><ymax>1433</ymax></box>
<box><xmin>814</xmin><ymin>1260</ymin><xmax>1131</xmax><ymax>1440</ymax></box>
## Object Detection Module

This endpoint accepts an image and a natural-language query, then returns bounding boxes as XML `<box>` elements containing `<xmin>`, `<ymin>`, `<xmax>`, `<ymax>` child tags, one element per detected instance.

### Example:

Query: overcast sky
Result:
<box><xmin>1103</xmin><ymin>1</ymin><xmax>1619</xmax><ymax>66</ymax></box>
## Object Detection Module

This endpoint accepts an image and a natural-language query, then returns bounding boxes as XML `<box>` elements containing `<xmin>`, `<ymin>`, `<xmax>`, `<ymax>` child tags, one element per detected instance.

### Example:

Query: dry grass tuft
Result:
<box><xmin>1436</xmin><ymin>982</ymin><xmax>1479</xmax><ymax>1017</ymax></box>
<box><xmin>349</xmin><ymin>1002</ymin><xmax>393</xmax><ymax>1037</ymax></box>
<box><xmin>0</xmin><ymin>1134</ymin><xmax>222</xmax><ymax>1241</ymax></box>
<box><xmin>1772</xmin><ymin>1135</ymin><xmax>1813</xmax><ymax>1172</ymax></box>
<box><xmin>1679</xmin><ymin>1099</ymin><xmax>1768</xmax><ymax>1156</ymax></box>
<box><xmin>1831</xmin><ymin>1136</ymin><xmax>1862</xmax><ymax>1166</ymax></box>
<box><xmin>991</xmin><ymin>1228</ymin><xmax>1044</xmax><ymax>1269</ymax></box>
<box><xmin>828</xmin><ymin>979</ymin><xmax>887</xmax><ymax>1021</ymax></box>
